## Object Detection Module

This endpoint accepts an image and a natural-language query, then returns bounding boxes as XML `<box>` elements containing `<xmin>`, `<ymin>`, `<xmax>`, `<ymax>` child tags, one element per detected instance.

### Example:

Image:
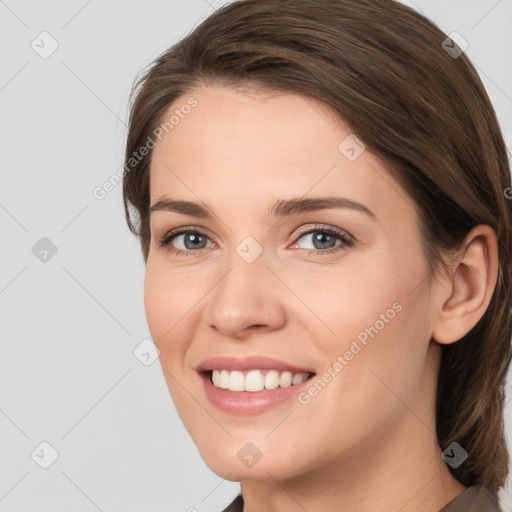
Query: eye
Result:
<box><xmin>290</xmin><ymin>225</ymin><xmax>354</xmax><ymax>255</ymax></box>
<box><xmin>157</xmin><ymin>224</ymin><xmax>355</xmax><ymax>257</ymax></box>
<box><xmin>157</xmin><ymin>227</ymin><xmax>214</xmax><ymax>256</ymax></box>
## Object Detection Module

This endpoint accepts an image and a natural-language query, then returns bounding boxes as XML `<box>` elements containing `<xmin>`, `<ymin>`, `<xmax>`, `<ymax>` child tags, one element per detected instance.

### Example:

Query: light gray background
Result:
<box><xmin>0</xmin><ymin>0</ymin><xmax>511</xmax><ymax>510</ymax></box>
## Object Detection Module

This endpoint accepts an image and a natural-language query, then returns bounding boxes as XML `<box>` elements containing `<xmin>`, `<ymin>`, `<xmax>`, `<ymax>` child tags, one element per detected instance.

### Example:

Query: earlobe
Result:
<box><xmin>432</xmin><ymin>225</ymin><xmax>499</xmax><ymax>345</ymax></box>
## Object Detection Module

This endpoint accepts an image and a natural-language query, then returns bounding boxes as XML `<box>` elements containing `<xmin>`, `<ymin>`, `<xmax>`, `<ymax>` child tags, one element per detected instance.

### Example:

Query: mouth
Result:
<box><xmin>199</xmin><ymin>369</ymin><xmax>316</xmax><ymax>414</ymax></box>
<box><xmin>204</xmin><ymin>368</ymin><xmax>316</xmax><ymax>392</ymax></box>
<box><xmin>196</xmin><ymin>355</ymin><xmax>317</xmax><ymax>414</ymax></box>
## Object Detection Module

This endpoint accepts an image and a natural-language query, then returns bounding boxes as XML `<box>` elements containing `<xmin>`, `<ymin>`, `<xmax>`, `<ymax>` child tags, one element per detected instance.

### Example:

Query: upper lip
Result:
<box><xmin>196</xmin><ymin>355</ymin><xmax>315</xmax><ymax>374</ymax></box>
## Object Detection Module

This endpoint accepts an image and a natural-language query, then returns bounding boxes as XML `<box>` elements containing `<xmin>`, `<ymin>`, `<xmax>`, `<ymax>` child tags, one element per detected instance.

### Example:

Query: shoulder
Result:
<box><xmin>222</xmin><ymin>485</ymin><xmax>502</xmax><ymax>511</ymax></box>
<box><xmin>439</xmin><ymin>484</ymin><xmax>502</xmax><ymax>512</ymax></box>
<box><xmin>221</xmin><ymin>493</ymin><xmax>244</xmax><ymax>512</ymax></box>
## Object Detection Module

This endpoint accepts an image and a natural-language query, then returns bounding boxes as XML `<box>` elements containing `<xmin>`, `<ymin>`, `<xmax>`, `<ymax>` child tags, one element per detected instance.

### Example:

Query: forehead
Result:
<box><xmin>148</xmin><ymin>84</ymin><xmax>413</xmax><ymax>224</ymax></box>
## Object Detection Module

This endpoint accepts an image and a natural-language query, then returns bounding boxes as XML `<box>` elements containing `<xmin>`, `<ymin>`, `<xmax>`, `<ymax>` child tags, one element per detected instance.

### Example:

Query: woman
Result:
<box><xmin>122</xmin><ymin>0</ymin><xmax>511</xmax><ymax>510</ymax></box>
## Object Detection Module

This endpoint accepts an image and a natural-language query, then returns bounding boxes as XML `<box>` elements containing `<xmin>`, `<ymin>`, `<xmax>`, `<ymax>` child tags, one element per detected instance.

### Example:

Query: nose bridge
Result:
<box><xmin>204</xmin><ymin>241</ymin><xmax>287</xmax><ymax>337</ymax></box>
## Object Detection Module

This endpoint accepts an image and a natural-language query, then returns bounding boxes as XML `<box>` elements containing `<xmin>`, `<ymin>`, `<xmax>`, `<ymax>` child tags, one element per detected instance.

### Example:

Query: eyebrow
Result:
<box><xmin>149</xmin><ymin>196</ymin><xmax>377</xmax><ymax>220</ymax></box>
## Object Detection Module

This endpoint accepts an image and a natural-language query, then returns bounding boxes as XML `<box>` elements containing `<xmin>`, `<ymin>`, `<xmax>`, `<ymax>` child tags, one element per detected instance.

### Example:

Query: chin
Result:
<box><xmin>196</xmin><ymin>437</ymin><xmax>306</xmax><ymax>482</ymax></box>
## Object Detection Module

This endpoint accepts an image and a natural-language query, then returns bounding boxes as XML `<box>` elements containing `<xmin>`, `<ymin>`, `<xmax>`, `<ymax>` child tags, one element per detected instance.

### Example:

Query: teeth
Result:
<box><xmin>211</xmin><ymin>369</ymin><xmax>311</xmax><ymax>392</ymax></box>
<box><xmin>219</xmin><ymin>370</ymin><xmax>230</xmax><ymax>389</ymax></box>
<box><xmin>264</xmin><ymin>370</ymin><xmax>280</xmax><ymax>390</ymax></box>
<box><xmin>246</xmin><ymin>370</ymin><xmax>265</xmax><ymax>392</ymax></box>
<box><xmin>292</xmin><ymin>372</ymin><xmax>306</xmax><ymax>385</ymax></box>
<box><xmin>280</xmin><ymin>371</ymin><xmax>293</xmax><ymax>388</ymax></box>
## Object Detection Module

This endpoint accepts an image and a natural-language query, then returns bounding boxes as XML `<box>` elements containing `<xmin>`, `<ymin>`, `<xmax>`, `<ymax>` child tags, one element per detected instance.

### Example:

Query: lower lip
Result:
<box><xmin>200</xmin><ymin>372</ymin><xmax>314</xmax><ymax>415</ymax></box>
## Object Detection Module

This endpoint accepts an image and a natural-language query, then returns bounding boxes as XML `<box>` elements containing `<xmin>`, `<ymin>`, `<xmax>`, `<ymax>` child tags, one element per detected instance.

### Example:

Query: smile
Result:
<box><xmin>196</xmin><ymin>355</ymin><xmax>316</xmax><ymax>414</ymax></box>
<box><xmin>210</xmin><ymin>369</ymin><xmax>312</xmax><ymax>392</ymax></box>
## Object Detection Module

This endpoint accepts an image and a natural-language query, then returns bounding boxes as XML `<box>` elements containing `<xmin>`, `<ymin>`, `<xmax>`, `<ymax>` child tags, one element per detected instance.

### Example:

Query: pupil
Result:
<box><xmin>313</xmin><ymin>232</ymin><xmax>335</xmax><ymax>250</ymax></box>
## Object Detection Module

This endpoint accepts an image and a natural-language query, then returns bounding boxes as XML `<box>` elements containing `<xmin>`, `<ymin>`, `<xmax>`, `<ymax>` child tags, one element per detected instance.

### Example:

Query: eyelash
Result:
<box><xmin>157</xmin><ymin>225</ymin><xmax>355</xmax><ymax>257</ymax></box>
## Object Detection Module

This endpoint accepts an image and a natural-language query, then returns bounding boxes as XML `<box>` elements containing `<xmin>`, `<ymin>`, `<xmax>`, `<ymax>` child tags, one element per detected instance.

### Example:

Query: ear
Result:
<box><xmin>432</xmin><ymin>225</ymin><xmax>499</xmax><ymax>345</ymax></box>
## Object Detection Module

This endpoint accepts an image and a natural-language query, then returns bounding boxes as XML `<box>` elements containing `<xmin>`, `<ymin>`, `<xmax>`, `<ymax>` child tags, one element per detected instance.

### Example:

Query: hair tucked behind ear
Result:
<box><xmin>123</xmin><ymin>0</ymin><xmax>512</xmax><ymax>497</ymax></box>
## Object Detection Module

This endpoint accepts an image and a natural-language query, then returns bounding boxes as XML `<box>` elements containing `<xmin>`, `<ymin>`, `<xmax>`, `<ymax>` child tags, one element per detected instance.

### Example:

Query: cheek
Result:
<box><xmin>143</xmin><ymin>265</ymin><xmax>167</xmax><ymax>340</ymax></box>
<box><xmin>143</xmin><ymin>263</ymin><xmax>189</xmax><ymax>351</ymax></box>
<box><xmin>292</xmin><ymin>257</ymin><xmax>404</xmax><ymax>350</ymax></box>
<box><xmin>306</xmin><ymin>262</ymin><xmax>431</xmax><ymax>420</ymax></box>
<box><xmin>303</xmin><ymin>249</ymin><xmax>430</xmax><ymax>389</ymax></box>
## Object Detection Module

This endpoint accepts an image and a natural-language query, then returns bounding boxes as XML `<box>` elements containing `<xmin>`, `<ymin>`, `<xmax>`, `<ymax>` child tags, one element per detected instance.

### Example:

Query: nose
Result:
<box><xmin>203</xmin><ymin>253</ymin><xmax>287</xmax><ymax>340</ymax></box>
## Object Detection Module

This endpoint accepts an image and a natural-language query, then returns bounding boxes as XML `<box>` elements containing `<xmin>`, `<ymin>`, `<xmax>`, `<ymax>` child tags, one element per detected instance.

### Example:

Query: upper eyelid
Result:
<box><xmin>295</xmin><ymin>224</ymin><xmax>352</xmax><ymax>237</ymax></box>
<box><xmin>161</xmin><ymin>224</ymin><xmax>349</xmax><ymax>237</ymax></box>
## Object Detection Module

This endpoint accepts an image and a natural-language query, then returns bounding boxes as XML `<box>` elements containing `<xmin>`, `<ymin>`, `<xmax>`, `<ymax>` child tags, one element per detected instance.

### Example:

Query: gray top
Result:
<box><xmin>222</xmin><ymin>484</ymin><xmax>501</xmax><ymax>511</ymax></box>
<box><xmin>440</xmin><ymin>485</ymin><xmax>501</xmax><ymax>511</ymax></box>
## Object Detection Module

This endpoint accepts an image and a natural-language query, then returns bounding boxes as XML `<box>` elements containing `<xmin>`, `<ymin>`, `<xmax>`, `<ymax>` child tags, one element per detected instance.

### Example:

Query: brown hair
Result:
<box><xmin>123</xmin><ymin>0</ymin><xmax>512</xmax><ymax>498</ymax></box>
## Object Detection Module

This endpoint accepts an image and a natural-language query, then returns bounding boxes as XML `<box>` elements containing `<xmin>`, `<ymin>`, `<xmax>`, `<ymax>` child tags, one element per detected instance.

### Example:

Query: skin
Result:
<box><xmin>144</xmin><ymin>84</ymin><xmax>498</xmax><ymax>512</ymax></box>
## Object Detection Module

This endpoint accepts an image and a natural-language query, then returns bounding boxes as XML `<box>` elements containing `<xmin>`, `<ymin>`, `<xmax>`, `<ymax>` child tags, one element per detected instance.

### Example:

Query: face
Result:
<box><xmin>144</xmin><ymin>84</ymin><xmax>441</xmax><ymax>482</ymax></box>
